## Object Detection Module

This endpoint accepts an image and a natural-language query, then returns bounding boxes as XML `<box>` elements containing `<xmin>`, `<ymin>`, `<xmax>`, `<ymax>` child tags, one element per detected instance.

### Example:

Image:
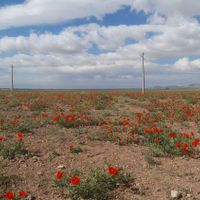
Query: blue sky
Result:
<box><xmin>0</xmin><ymin>0</ymin><xmax>200</xmax><ymax>89</ymax></box>
<box><xmin>0</xmin><ymin>5</ymin><xmax>148</xmax><ymax>37</ymax></box>
<box><xmin>0</xmin><ymin>0</ymin><xmax>25</xmax><ymax>6</ymax></box>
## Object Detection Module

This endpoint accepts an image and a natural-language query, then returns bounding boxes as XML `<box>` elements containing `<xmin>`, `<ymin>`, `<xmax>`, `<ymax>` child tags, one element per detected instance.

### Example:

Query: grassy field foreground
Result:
<box><xmin>0</xmin><ymin>89</ymin><xmax>200</xmax><ymax>200</ymax></box>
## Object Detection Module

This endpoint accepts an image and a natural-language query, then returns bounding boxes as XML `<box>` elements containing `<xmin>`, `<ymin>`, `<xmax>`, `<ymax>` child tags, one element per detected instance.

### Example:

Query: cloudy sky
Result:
<box><xmin>0</xmin><ymin>0</ymin><xmax>200</xmax><ymax>89</ymax></box>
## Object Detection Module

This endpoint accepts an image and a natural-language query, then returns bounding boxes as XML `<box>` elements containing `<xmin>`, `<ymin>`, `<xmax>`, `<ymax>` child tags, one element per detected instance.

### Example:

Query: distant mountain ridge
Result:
<box><xmin>187</xmin><ymin>83</ymin><xmax>200</xmax><ymax>88</ymax></box>
<box><xmin>154</xmin><ymin>83</ymin><xmax>200</xmax><ymax>89</ymax></box>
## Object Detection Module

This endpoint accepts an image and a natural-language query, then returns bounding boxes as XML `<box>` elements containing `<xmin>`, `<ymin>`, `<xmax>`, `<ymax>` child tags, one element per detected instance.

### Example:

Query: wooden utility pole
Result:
<box><xmin>11</xmin><ymin>64</ymin><xmax>14</xmax><ymax>91</ymax></box>
<box><xmin>141</xmin><ymin>52</ymin><xmax>145</xmax><ymax>94</ymax></box>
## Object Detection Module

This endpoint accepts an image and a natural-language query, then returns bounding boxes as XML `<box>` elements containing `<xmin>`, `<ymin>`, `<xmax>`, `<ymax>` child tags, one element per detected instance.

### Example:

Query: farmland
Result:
<box><xmin>0</xmin><ymin>89</ymin><xmax>200</xmax><ymax>200</ymax></box>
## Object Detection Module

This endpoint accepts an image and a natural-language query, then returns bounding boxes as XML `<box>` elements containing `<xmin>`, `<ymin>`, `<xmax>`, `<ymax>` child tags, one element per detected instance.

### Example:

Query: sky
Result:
<box><xmin>0</xmin><ymin>0</ymin><xmax>200</xmax><ymax>89</ymax></box>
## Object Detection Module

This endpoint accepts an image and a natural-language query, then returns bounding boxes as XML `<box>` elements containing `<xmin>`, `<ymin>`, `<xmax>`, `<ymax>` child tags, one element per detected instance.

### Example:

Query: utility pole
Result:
<box><xmin>11</xmin><ymin>64</ymin><xmax>14</xmax><ymax>91</ymax></box>
<box><xmin>141</xmin><ymin>52</ymin><xmax>145</xmax><ymax>94</ymax></box>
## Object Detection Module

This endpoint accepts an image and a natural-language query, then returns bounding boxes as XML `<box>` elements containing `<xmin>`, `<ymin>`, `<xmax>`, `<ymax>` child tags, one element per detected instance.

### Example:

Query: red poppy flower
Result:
<box><xmin>159</xmin><ymin>128</ymin><xmax>163</xmax><ymax>133</ymax></box>
<box><xmin>65</xmin><ymin>116</ymin><xmax>69</xmax><ymax>123</ymax></box>
<box><xmin>154</xmin><ymin>137</ymin><xmax>159</xmax><ymax>143</ymax></box>
<box><xmin>135</xmin><ymin>138</ymin><xmax>140</xmax><ymax>144</ymax></box>
<box><xmin>70</xmin><ymin>176</ymin><xmax>80</xmax><ymax>186</ymax></box>
<box><xmin>153</xmin><ymin>127</ymin><xmax>159</xmax><ymax>133</ymax></box>
<box><xmin>0</xmin><ymin>135</ymin><xmax>4</xmax><ymax>142</ymax></box>
<box><xmin>17</xmin><ymin>132</ymin><xmax>23</xmax><ymax>142</ymax></box>
<box><xmin>19</xmin><ymin>191</ymin><xmax>28</xmax><ymax>197</ymax></box>
<box><xmin>68</xmin><ymin>144</ymin><xmax>75</xmax><ymax>149</ymax></box>
<box><xmin>184</xmin><ymin>134</ymin><xmax>190</xmax><ymax>139</ymax></box>
<box><xmin>42</xmin><ymin>113</ymin><xmax>49</xmax><ymax>118</ymax></box>
<box><xmin>53</xmin><ymin>116</ymin><xmax>60</xmax><ymax>122</ymax></box>
<box><xmin>183</xmin><ymin>144</ymin><xmax>189</xmax><ymax>153</ymax></box>
<box><xmin>190</xmin><ymin>131</ymin><xmax>195</xmax><ymax>136</ymax></box>
<box><xmin>136</xmin><ymin>113</ymin><xmax>142</xmax><ymax>122</ymax></box>
<box><xmin>70</xmin><ymin>115</ymin><xmax>75</xmax><ymax>121</ymax></box>
<box><xmin>192</xmin><ymin>139</ymin><xmax>199</xmax><ymax>148</ymax></box>
<box><xmin>55</xmin><ymin>171</ymin><xmax>63</xmax><ymax>180</ymax></box>
<box><xmin>3</xmin><ymin>192</ymin><xmax>14</xmax><ymax>200</ymax></box>
<box><xmin>169</xmin><ymin>132</ymin><xmax>176</xmax><ymax>138</ymax></box>
<box><xmin>176</xmin><ymin>142</ymin><xmax>181</xmax><ymax>148</ymax></box>
<box><xmin>108</xmin><ymin>167</ymin><xmax>119</xmax><ymax>176</ymax></box>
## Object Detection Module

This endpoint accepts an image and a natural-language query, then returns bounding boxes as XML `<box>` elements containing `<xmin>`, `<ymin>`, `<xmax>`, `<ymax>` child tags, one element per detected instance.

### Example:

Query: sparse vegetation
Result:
<box><xmin>0</xmin><ymin>90</ymin><xmax>200</xmax><ymax>199</ymax></box>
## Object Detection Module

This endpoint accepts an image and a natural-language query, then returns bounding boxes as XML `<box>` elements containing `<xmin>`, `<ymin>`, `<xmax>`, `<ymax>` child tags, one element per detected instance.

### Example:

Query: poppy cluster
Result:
<box><xmin>1</xmin><ymin>191</ymin><xmax>28</xmax><ymax>200</ymax></box>
<box><xmin>55</xmin><ymin>171</ymin><xmax>81</xmax><ymax>186</ymax></box>
<box><xmin>0</xmin><ymin>132</ymin><xmax>24</xmax><ymax>142</ymax></box>
<box><xmin>55</xmin><ymin>166</ymin><xmax>119</xmax><ymax>186</ymax></box>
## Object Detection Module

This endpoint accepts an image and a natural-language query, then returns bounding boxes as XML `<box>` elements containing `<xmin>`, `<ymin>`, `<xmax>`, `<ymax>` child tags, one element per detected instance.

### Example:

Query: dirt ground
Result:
<box><xmin>1</xmin><ymin>90</ymin><xmax>200</xmax><ymax>200</ymax></box>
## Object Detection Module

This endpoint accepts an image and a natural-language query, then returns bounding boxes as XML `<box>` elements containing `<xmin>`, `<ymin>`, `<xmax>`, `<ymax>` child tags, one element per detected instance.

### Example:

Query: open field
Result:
<box><xmin>0</xmin><ymin>89</ymin><xmax>200</xmax><ymax>200</ymax></box>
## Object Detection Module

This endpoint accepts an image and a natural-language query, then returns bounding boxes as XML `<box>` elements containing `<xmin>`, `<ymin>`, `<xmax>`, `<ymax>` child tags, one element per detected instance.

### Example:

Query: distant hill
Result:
<box><xmin>187</xmin><ymin>83</ymin><xmax>200</xmax><ymax>88</ymax></box>
<box><xmin>153</xmin><ymin>83</ymin><xmax>200</xmax><ymax>89</ymax></box>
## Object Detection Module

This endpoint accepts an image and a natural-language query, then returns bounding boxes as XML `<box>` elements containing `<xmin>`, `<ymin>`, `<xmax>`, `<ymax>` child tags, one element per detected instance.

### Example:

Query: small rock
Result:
<box><xmin>32</xmin><ymin>156</ymin><xmax>40</xmax><ymax>162</ymax></box>
<box><xmin>186</xmin><ymin>193</ymin><xmax>192</xmax><ymax>198</ymax></box>
<box><xmin>57</xmin><ymin>165</ymin><xmax>65</xmax><ymax>169</ymax></box>
<box><xmin>37</xmin><ymin>171</ymin><xmax>42</xmax><ymax>175</ymax></box>
<box><xmin>156</xmin><ymin>188</ymin><xmax>161</xmax><ymax>192</ymax></box>
<box><xmin>26</xmin><ymin>195</ymin><xmax>35</xmax><ymax>200</ymax></box>
<box><xmin>170</xmin><ymin>190</ymin><xmax>182</xmax><ymax>199</ymax></box>
<box><xmin>19</xmin><ymin>159</ymin><xmax>26</xmax><ymax>163</ymax></box>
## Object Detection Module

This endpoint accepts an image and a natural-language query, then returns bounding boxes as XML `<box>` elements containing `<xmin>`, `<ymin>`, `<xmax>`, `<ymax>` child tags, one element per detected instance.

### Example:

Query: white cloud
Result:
<box><xmin>147</xmin><ymin>12</ymin><xmax>166</xmax><ymax>25</ymax></box>
<box><xmin>0</xmin><ymin>32</ymin><xmax>89</xmax><ymax>54</ymax></box>
<box><xmin>0</xmin><ymin>23</ymin><xmax>160</xmax><ymax>54</ymax></box>
<box><xmin>172</xmin><ymin>57</ymin><xmax>200</xmax><ymax>71</ymax></box>
<box><xmin>0</xmin><ymin>0</ymin><xmax>134</xmax><ymax>30</ymax></box>
<box><xmin>0</xmin><ymin>0</ymin><xmax>200</xmax><ymax>30</ymax></box>
<box><xmin>132</xmin><ymin>0</ymin><xmax>200</xmax><ymax>17</ymax></box>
